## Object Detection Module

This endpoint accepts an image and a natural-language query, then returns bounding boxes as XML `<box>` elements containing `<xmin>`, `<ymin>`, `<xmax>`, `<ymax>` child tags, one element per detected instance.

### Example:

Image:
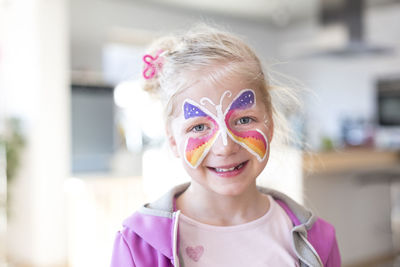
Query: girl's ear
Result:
<box><xmin>166</xmin><ymin>125</ymin><xmax>180</xmax><ymax>158</ymax></box>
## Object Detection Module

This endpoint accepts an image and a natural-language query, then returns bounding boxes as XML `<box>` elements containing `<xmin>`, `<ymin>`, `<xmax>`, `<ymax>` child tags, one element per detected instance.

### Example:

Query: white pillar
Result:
<box><xmin>1</xmin><ymin>0</ymin><xmax>69</xmax><ymax>265</ymax></box>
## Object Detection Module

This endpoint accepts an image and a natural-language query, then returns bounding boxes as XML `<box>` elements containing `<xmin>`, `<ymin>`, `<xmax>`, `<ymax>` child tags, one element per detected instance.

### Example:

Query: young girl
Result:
<box><xmin>111</xmin><ymin>25</ymin><xmax>341</xmax><ymax>267</ymax></box>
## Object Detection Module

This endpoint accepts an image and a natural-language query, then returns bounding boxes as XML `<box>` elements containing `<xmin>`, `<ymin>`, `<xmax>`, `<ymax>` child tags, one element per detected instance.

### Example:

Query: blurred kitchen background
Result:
<box><xmin>1</xmin><ymin>0</ymin><xmax>400</xmax><ymax>266</ymax></box>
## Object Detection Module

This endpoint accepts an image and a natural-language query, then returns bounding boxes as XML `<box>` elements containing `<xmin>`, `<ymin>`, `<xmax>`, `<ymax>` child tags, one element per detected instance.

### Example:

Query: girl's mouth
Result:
<box><xmin>208</xmin><ymin>161</ymin><xmax>248</xmax><ymax>177</ymax></box>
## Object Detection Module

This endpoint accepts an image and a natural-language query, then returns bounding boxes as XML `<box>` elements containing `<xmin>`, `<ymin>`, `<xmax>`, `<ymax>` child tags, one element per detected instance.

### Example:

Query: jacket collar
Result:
<box><xmin>123</xmin><ymin>182</ymin><xmax>321</xmax><ymax>266</ymax></box>
<box><xmin>136</xmin><ymin>182</ymin><xmax>316</xmax><ymax>223</ymax></box>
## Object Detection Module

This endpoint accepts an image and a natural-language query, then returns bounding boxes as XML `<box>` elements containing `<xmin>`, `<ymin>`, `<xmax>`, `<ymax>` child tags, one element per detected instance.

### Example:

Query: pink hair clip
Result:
<box><xmin>142</xmin><ymin>50</ymin><xmax>165</xmax><ymax>80</ymax></box>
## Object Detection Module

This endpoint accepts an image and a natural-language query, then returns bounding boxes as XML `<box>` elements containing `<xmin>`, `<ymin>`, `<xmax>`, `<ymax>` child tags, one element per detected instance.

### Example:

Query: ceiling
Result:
<box><xmin>141</xmin><ymin>0</ymin><xmax>400</xmax><ymax>26</ymax></box>
<box><xmin>145</xmin><ymin>0</ymin><xmax>318</xmax><ymax>26</ymax></box>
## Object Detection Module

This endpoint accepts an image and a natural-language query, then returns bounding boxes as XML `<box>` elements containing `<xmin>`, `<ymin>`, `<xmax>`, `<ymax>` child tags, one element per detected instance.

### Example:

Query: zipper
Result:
<box><xmin>172</xmin><ymin>210</ymin><xmax>181</xmax><ymax>267</ymax></box>
<box><xmin>292</xmin><ymin>227</ymin><xmax>323</xmax><ymax>267</ymax></box>
<box><xmin>299</xmin><ymin>233</ymin><xmax>323</xmax><ymax>266</ymax></box>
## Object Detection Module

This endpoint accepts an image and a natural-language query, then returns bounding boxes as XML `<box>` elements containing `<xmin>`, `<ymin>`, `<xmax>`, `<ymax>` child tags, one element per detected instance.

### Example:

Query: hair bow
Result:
<box><xmin>142</xmin><ymin>50</ymin><xmax>165</xmax><ymax>80</ymax></box>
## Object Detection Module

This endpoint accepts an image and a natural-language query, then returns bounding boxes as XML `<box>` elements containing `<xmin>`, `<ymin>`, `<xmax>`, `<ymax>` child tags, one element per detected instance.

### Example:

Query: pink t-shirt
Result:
<box><xmin>178</xmin><ymin>195</ymin><xmax>299</xmax><ymax>266</ymax></box>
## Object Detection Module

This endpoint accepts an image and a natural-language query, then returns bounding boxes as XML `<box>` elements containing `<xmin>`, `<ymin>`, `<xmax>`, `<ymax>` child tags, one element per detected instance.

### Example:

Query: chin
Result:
<box><xmin>210</xmin><ymin>182</ymin><xmax>251</xmax><ymax>197</ymax></box>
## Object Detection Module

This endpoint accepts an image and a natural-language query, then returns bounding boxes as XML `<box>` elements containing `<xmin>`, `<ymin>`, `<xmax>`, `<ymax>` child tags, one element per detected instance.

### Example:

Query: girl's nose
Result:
<box><xmin>211</xmin><ymin>134</ymin><xmax>240</xmax><ymax>157</ymax></box>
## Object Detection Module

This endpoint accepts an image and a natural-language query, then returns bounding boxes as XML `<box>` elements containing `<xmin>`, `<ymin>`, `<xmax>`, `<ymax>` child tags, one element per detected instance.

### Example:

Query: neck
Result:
<box><xmin>176</xmin><ymin>181</ymin><xmax>270</xmax><ymax>226</ymax></box>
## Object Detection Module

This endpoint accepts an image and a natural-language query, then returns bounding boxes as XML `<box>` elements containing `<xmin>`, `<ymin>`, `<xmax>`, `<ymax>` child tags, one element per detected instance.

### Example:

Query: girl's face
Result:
<box><xmin>167</xmin><ymin>75</ymin><xmax>273</xmax><ymax>197</ymax></box>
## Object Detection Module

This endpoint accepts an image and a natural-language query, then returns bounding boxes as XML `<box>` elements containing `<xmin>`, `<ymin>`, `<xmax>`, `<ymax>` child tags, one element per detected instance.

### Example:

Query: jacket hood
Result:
<box><xmin>122</xmin><ymin>182</ymin><xmax>322</xmax><ymax>266</ymax></box>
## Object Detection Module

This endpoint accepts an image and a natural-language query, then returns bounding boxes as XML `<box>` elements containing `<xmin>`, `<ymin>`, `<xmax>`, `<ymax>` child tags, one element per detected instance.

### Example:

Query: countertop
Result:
<box><xmin>303</xmin><ymin>148</ymin><xmax>400</xmax><ymax>175</ymax></box>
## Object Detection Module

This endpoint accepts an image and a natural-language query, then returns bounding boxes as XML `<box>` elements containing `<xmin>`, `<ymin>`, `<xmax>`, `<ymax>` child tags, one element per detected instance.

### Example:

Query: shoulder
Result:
<box><xmin>112</xmin><ymin>210</ymin><xmax>176</xmax><ymax>266</ymax></box>
<box><xmin>111</xmin><ymin>230</ymin><xmax>136</xmax><ymax>267</ymax></box>
<box><xmin>114</xmin><ymin>211</ymin><xmax>155</xmax><ymax>253</ymax></box>
<box><xmin>308</xmin><ymin>217</ymin><xmax>336</xmax><ymax>243</ymax></box>
<box><xmin>278</xmin><ymin>199</ymin><xmax>341</xmax><ymax>266</ymax></box>
<box><xmin>259</xmin><ymin>187</ymin><xmax>341</xmax><ymax>266</ymax></box>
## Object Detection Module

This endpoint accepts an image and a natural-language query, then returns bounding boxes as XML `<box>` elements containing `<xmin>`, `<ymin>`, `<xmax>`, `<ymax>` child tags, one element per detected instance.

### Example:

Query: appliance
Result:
<box><xmin>377</xmin><ymin>76</ymin><xmax>400</xmax><ymax>126</ymax></box>
<box><xmin>318</xmin><ymin>0</ymin><xmax>394</xmax><ymax>57</ymax></box>
<box><xmin>283</xmin><ymin>0</ymin><xmax>397</xmax><ymax>58</ymax></box>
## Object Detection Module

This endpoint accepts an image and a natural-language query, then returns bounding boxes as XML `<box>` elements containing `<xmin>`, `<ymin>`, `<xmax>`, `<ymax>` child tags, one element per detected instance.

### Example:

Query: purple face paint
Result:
<box><xmin>184</xmin><ymin>102</ymin><xmax>208</xmax><ymax>119</ymax></box>
<box><xmin>229</xmin><ymin>91</ymin><xmax>255</xmax><ymax>110</ymax></box>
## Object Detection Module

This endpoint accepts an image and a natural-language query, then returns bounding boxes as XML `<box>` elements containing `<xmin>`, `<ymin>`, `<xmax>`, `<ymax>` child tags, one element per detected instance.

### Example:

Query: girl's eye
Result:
<box><xmin>191</xmin><ymin>124</ymin><xmax>207</xmax><ymax>132</ymax></box>
<box><xmin>237</xmin><ymin>117</ymin><xmax>253</xmax><ymax>125</ymax></box>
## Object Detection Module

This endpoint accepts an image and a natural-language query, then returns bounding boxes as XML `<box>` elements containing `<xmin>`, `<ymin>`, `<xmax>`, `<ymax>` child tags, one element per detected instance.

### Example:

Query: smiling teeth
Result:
<box><xmin>215</xmin><ymin>163</ymin><xmax>244</xmax><ymax>173</ymax></box>
<box><xmin>215</xmin><ymin>166</ymin><xmax>236</xmax><ymax>172</ymax></box>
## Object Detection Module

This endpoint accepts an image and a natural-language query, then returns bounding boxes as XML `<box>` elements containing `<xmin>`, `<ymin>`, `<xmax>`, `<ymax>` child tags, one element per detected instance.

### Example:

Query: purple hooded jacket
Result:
<box><xmin>111</xmin><ymin>183</ymin><xmax>341</xmax><ymax>267</ymax></box>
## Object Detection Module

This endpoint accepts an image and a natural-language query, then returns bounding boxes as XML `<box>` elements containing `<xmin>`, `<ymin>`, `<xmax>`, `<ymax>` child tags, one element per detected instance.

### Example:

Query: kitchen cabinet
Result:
<box><xmin>303</xmin><ymin>149</ymin><xmax>400</xmax><ymax>266</ymax></box>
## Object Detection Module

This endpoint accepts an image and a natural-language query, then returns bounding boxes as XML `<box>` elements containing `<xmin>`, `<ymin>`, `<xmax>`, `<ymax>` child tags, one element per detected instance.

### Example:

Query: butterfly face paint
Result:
<box><xmin>183</xmin><ymin>102</ymin><xmax>220</xmax><ymax>168</ymax></box>
<box><xmin>224</xmin><ymin>90</ymin><xmax>268</xmax><ymax>162</ymax></box>
<box><xmin>182</xmin><ymin>89</ymin><xmax>268</xmax><ymax>168</ymax></box>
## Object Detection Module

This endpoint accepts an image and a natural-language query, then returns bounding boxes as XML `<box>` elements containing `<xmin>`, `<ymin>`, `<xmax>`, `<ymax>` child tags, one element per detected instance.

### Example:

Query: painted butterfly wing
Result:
<box><xmin>224</xmin><ymin>89</ymin><xmax>268</xmax><ymax>161</ymax></box>
<box><xmin>183</xmin><ymin>100</ymin><xmax>220</xmax><ymax>168</ymax></box>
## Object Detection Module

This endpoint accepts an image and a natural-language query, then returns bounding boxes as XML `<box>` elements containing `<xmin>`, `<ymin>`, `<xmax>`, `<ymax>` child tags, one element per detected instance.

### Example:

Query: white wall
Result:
<box><xmin>286</xmin><ymin>55</ymin><xmax>400</xmax><ymax>149</ymax></box>
<box><xmin>275</xmin><ymin>4</ymin><xmax>400</xmax><ymax>150</ymax></box>
<box><xmin>1</xmin><ymin>0</ymin><xmax>69</xmax><ymax>265</ymax></box>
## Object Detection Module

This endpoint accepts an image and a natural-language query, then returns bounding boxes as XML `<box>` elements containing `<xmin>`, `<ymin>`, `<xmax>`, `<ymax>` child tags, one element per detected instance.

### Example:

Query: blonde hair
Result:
<box><xmin>142</xmin><ymin>24</ymin><xmax>301</xmax><ymax>146</ymax></box>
